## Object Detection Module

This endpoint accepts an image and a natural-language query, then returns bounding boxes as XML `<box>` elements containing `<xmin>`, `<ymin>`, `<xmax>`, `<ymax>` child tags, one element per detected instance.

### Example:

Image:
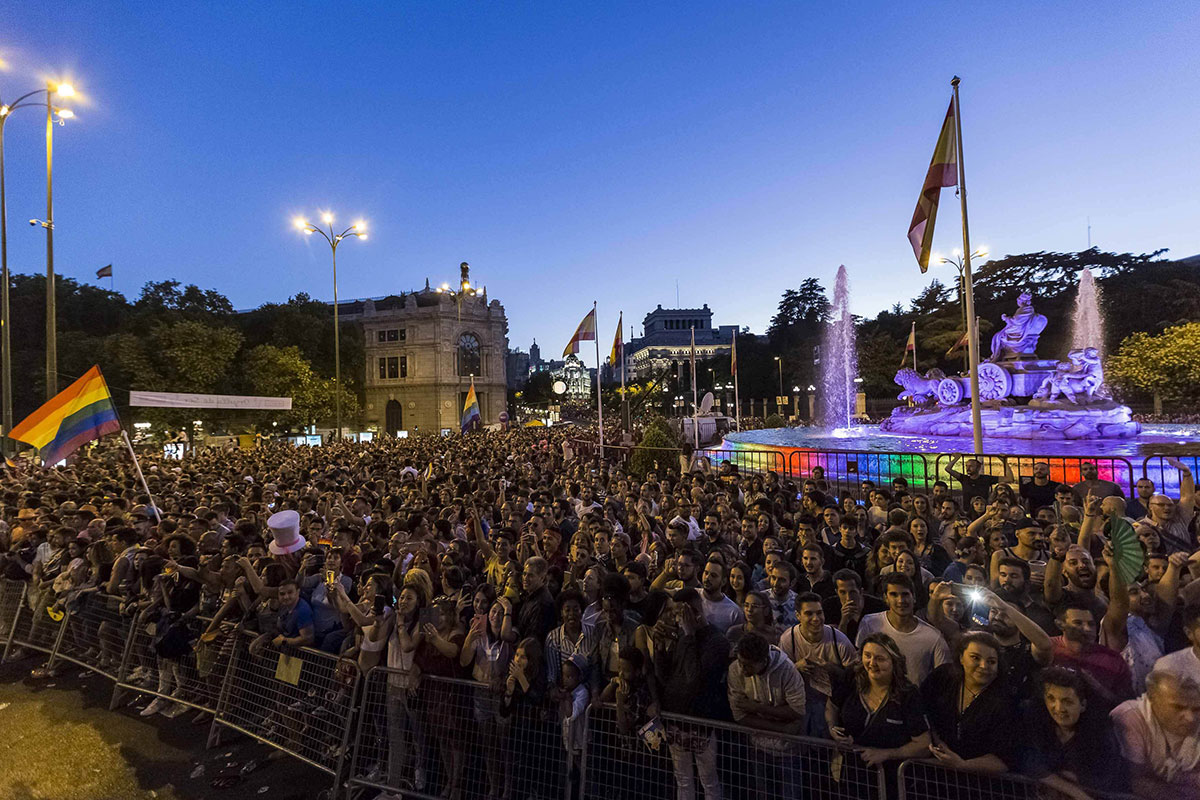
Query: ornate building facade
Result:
<box><xmin>626</xmin><ymin>304</ymin><xmax>739</xmax><ymax>380</ymax></box>
<box><xmin>339</xmin><ymin>264</ymin><xmax>508</xmax><ymax>435</ymax></box>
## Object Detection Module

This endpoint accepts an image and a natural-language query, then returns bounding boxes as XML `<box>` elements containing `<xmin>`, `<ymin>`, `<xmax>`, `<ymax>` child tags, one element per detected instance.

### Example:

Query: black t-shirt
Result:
<box><xmin>1019</xmin><ymin>479</ymin><xmax>1061</xmax><ymax>513</ymax></box>
<box><xmin>921</xmin><ymin>664</ymin><xmax>1020</xmax><ymax>767</ymax></box>
<box><xmin>947</xmin><ymin>469</ymin><xmax>999</xmax><ymax>506</ymax></box>
<box><xmin>821</xmin><ymin>593</ymin><xmax>887</xmax><ymax>642</ymax></box>
<box><xmin>832</xmin><ymin>679</ymin><xmax>928</xmax><ymax>749</ymax></box>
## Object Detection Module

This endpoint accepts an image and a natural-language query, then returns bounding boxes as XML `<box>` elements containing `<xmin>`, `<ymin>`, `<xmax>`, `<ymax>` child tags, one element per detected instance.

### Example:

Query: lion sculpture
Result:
<box><xmin>894</xmin><ymin>367</ymin><xmax>946</xmax><ymax>404</ymax></box>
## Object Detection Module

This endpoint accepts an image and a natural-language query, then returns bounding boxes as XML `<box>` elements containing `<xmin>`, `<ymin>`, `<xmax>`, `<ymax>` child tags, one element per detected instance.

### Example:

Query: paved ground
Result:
<box><xmin>0</xmin><ymin>652</ymin><xmax>331</xmax><ymax>800</ymax></box>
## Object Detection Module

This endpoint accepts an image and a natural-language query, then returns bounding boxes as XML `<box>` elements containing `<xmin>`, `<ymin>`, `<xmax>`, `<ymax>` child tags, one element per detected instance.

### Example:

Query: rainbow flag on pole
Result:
<box><xmin>8</xmin><ymin>366</ymin><xmax>121</xmax><ymax>465</ymax></box>
<box><xmin>461</xmin><ymin>378</ymin><xmax>481</xmax><ymax>433</ymax></box>
<box><xmin>563</xmin><ymin>308</ymin><xmax>596</xmax><ymax>356</ymax></box>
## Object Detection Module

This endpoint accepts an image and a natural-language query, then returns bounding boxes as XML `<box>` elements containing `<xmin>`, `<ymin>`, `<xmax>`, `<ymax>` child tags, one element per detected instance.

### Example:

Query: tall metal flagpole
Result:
<box><xmin>593</xmin><ymin>301</ymin><xmax>604</xmax><ymax>459</ymax></box>
<box><xmin>732</xmin><ymin>329</ymin><xmax>741</xmax><ymax>431</ymax></box>
<box><xmin>952</xmin><ymin>76</ymin><xmax>984</xmax><ymax>456</ymax></box>
<box><xmin>619</xmin><ymin>311</ymin><xmax>628</xmax><ymax>432</ymax></box>
<box><xmin>690</xmin><ymin>327</ymin><xmax>698</xmax><ymax>450</ymax></box>
<box><xmin>911</xmin><ymin>322</ymin><xmax>918</xmax><ymax>372</ymax></box>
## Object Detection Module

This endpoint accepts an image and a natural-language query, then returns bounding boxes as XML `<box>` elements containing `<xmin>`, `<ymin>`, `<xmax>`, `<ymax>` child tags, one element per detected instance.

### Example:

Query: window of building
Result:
<box><xmin>379</xmin><ymin>357</ymin><xmax>400</xmax><ymax>379</ymax></box>
<box><xmin>457</xmin><ymin>333</ymin><xmax>481</xmax><ymax>376</ymax></box>
<box><xmin>399</xmin><ymin>355</ymin><xmax>408</xmax><ymax>378</ymax></box>
<box><xmin>378</xmin><ymin>328</ymin><xmax>404</xmax><ymax>342</ymax></box>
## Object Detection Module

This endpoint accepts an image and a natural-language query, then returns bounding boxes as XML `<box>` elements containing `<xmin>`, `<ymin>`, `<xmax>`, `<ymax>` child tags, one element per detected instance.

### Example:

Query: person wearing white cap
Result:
<box><xmin>268</xmin><ymin>509</ymin><xmax>306</xmax><ymax>575</ymax></box>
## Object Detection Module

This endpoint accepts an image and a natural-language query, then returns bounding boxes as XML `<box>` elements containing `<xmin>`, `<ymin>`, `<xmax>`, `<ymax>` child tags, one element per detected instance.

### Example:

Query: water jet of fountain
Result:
<box><xmin>1071</xmin><ymin>267</ymin><xmax>1106</xmax><ymax>360</ymax></box>
<box><xmin>819</xmin><ymin>265</ymin><xmax>857</xmax><ymax>430</ymax></box>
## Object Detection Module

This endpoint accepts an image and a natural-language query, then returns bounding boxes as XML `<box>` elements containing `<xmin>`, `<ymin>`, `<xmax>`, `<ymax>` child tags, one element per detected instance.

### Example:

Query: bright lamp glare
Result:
<box><xmin>292</xmin><ymin>217</ymin><xmax>307</xmax><ymax>230</ymax></box>
<box><xmin>56</xmin><ymin>109</ymin><xmax>74</xmax><ymax>119</ymax></box>
<box><xmin>353</xmin><ymin>220</ymin><xmax>366</xmax><ymax>232</ymax></box>
<box><xmin>55</xmin><ymin>83</ymin><xmax>76</xmax><ymax>97</ymax></box>
<box><xmin>321</xmin><ymin>212</ymin><xmax>334</xmax><ymax>224</ymax></box>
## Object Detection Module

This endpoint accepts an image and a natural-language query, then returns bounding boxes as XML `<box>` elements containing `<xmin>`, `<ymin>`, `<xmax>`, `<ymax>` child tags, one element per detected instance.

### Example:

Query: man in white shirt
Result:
<box><xmin>1154</xmin><ymin>604</ymin><xmax>1200</xmax><ymax>685</ymax></box>
<box><xmin>699</xmin><ymin>559</ymin><xmax>744</xmax><ymax>634</ymax></box>
<box><xmin>780</xmin><ymin>592</ymin><xmax>856</xmax><ymax>737</ymax></box>
<box><xmin>855</xmin><ymin>573</ymin><xmax>950</xmax><ymax>685</ymax></box>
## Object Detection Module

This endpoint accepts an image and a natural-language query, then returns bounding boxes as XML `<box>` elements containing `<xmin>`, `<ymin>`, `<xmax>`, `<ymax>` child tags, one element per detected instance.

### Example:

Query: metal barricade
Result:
<box><xmin>789</xmin><ymin>450</ymin><xmax>933</xmax><ymax>500</ymax></box>
<box><xmin>348</xmin><ymin>668</ymin><xmax>574</xmax><ymax>800</ymax></box>
<box><xmin>932</xmin><ymin>453</ymin><xmax>1137</xmax><ymax>505</ymax></box>
<box><xmin>896</xmin><ymin>758</ymin><xmax>1139</xmax><ymax>800</ymax></box>
<box><xmin>1</xmin><ymin>582</ymin><xmax>68</xmax><ymax>663</ymax></box>
<box><xmin>698</xmin><ymin>448</ymin><xmax>786</xmax><ymax>476</ymax></box>
<box><xmin>1142</xmin><ymin>454</ymin><xmax>1200</xmax><ymax>500</ymax></box>
<box><xmin>584</xmin><ymin>705</ymin><xmax>885</xmax><ymax>800</ymax></box>
<box><xmin>111</xmin><ymin>612</ymin><xmax>234</xmax><ymax>718</ymax></box>
<box><xmin>47</xmin><ymin>591</ymin><xmax>129</xmax><ymax>681</ymax></box>
<box><xmin>208</xmin><ymin>630</ymin><xmax>361</xmax><ymax>793</ymax></box>
<box><xmin>0</xmin><ymin>578</ymin><xmax>26</xmax><ymax>649</ymax></box>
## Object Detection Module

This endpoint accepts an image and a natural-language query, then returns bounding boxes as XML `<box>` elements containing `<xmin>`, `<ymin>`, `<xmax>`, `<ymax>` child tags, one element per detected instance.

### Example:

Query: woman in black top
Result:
<box><xmin>827</xmin><ymin>632</ymin><xmax>929</xmax><ymax>766</ymax></box>
<box><xmin>921</xmin><ymin>631</ymin><xmax>1016</xmax><ymax>774</ymax></box>
<box><xmin>1019</xmin><ymin>666</ymin><xmax>1129</xmax><ymax>799</ymax></box>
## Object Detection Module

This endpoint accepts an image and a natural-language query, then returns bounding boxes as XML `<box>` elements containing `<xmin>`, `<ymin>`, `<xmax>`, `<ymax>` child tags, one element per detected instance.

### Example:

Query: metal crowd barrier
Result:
<box><xmin>789</xmin><ymin>450</ymin><xmax>934</xmax><ymax>500</ymax></box>
<box><xmin>111</xmin><ymin>611</ymin><xmax>232</xmax><ymax>718</ymax></box>
<box><xmin>698</xmin><ymin>448</ymin><xmax>787</xmax><ymax>476</ymax></box>
<box><xmin>584</xmin><ymin>704</ymin><xmax>885</xmax><ymax>800</ymax></box>
<box><xmin>931</xmin><ymin>453</ymin><xmax>1137</xmax><ymax>502</ymax></box>
<box><xmin>895</xmin><ymin>758</ymin><xmax>1140</xmax><ymax>800</ymax></box>
<box><xmin>207</xmin><ymin>629</ymin><xmax>361</xmax><ymax>795</ymax></box>
<box><xmin>0</xmin><ymin>578</ymin><xmax>24</xmax><ymax>649</ymax></box>
<box><xmin>1</xmin><ymin>581</ymin><xmax>68</xmax><ymax>662</ymax></box>
<box><xmin>348</xmin><ymin>668</ymin><xmax>574</xmax><ymax>800</ymax></box>
<box><xmin>1142</xmin><ymin>454</ymin><xmax>1200</xmax><ymax>500</ymax></box>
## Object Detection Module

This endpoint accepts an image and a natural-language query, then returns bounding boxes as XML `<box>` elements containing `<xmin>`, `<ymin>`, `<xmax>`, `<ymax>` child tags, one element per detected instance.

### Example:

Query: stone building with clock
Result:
<box><xmin>338</xmin><ymin>263</ymin><xmax>508</xmax><ymax>435</ymax></box>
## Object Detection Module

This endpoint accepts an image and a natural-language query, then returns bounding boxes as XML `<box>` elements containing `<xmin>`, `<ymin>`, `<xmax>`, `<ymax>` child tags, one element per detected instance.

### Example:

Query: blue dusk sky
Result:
<box><xmin>2</xmin><ymin>2</ymin><xmax>1197</xmax><ymax>365</ymax></box>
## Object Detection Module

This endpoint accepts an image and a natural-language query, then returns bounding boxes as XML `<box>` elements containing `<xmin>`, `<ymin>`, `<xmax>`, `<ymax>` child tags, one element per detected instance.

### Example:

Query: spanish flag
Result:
<box><xmin>608</xmin><ymin>312</ymin><xmax>623</xmax><ymax>366</ymax></box>
<box><xmin>461</xmin><ymin>377</ymin><xmax>481</xmax><ymax>433</ymax></box>
<box><xmin>908</xmin><ymin>99</ymin><xmax>958</xmax><ymax>272</ymax></box>
<box><xmin>563</xmin><ymin>308</ymin><xmax>596</xmax><ymax>357</ymax></box>
<box><xmin>8</xmin><ymin>366</ymin><xmax>121</xmax><ymax>465</ymax></box>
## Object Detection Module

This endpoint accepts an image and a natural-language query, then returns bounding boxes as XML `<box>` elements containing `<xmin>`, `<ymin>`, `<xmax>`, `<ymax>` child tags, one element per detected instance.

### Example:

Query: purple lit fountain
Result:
<box><xmin>819</xmin><ymin>265</ymin><xmax>857</xmax><ymax>431</ymax></box>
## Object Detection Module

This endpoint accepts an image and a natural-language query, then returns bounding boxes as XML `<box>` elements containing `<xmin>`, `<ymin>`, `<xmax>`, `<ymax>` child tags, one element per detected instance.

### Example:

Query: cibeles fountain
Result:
<box><xmin>882</xmin><ymin>282</ymin><xmax>1141</xmax><ymax>441</ymax></box>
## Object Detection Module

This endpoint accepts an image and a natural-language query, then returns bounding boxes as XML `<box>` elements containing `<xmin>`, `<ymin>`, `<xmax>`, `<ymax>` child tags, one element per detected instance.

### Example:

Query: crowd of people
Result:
<box><xmin>1</xmin><ymin>429</ymin><xmax>1198</xmax><ymax>800</ymax></box>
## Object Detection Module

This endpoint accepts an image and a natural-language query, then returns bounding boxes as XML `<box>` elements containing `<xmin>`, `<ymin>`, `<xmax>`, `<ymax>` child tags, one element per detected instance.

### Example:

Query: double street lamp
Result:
<box><xmin>0</xmin><ymin>80</ymin><xmax>76</xmax><ymax>449</ymax></box>
<box><xmin>292</xmin><ymin>212</ymin><xmax>366</xmax><ymax>443</ymax></box>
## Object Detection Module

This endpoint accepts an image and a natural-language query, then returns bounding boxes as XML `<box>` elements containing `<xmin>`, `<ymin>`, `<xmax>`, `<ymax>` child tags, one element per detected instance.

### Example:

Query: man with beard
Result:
<box><xmin>779</xmin><ymin>592</ymin><xmax>854</xmax><ymax>737</ymax></box>
<box><xmin>1123</xmin><ymin>554</ymin><xmax>1189</xmax><ymax>694</ymax></box>
<box><xmin>1045</xmin><ymin>544</ymin><xmax>1108</xmax><ymax>625</ymax></box>
<box><xmin>1018</xmin><ymin>461</ymin><xmax>1062</xmax><ymax>514</ymax></box>
<box><xmin>1140</xmin><ymin>458</ymin><xmax>1196</xmax><ymax>554</ymax></box>
<box><xmin>1052</xmin><ymin>599</ymin><xmax>1133</xmax><ymax>711</ymax></box>
<box><xmin>699</xmin><ymin>558</ymin><xmax>743</xmax><ymax>635</ymax></box>
<box><xmin>975</xmin><ymin>586</ymin><xmax>1053</xmax><ymax>698</ymax></box>
<box><xmin>994</xmin><ymin>557</ymin><xmax>1057</xmax><ymax>633</ymax></box>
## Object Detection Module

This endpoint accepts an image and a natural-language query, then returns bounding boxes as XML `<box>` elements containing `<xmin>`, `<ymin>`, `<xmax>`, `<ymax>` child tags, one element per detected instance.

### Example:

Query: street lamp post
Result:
<box><xmin>293</xmin><ymin>213</ymin><xmax>366</xmax><ymax>443</ymax></box>
<box><xmin>0</xmin><ymin>81</ymin><xmax>74</xmax><ymax>435</ymax></box>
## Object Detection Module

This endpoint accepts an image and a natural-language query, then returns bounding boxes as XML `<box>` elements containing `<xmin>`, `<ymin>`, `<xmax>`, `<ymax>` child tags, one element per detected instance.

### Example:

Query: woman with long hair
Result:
<box><xmin>416</xmin><ymin>598</ymin><xmax>467</xmax><ymax>800</ymax></box>
<box><xmin>907</xmin><ymin>517</ymin><xmax>951</xmax><ymax>577</ymax></box>
<box><xmin>827</xmin><ymin>632</ymin><xmax>929</xmax><ymax>766</ymax></box>
<box><xmin>726</xmin><ymin>560</ymin><xmax>752</xmax><ymax>609</ymax></box>
<box><xmin>500</xmin><ymin>637</ymin><xmax>551</xmax><ymax>800</ymax></box>
<box><xmin>726</xmin><ymin>590</ymin><xmax>780</xmax><ymax>650</ymax></box>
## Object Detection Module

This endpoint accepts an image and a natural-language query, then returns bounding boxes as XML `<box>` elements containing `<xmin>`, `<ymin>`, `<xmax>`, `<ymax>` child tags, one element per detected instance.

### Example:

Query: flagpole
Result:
<box><xmin>732</xmin><ymin>329</ymin><xmax>741</xmax><ymax>431</ymax></box>
<box><xmin>953</xmin><ymin>76</ymin><xmax>984</xmax><ymax>456</ymax></box>
<box><xmin>690</xmin><ymin>327</ymin><xmax>698</xmax><ymax>450</ymax></box>
<box><xmin>593</xmin><ymin>301</ymin><xmax>604</xmax><ymax>460</ymax></box>
<box><xmin>121</xmin><ymin>429</ymin><xmax>157</xmax><ymax>511</ymax></box>
<box><xmin>619</xmin><ymin>311</ymin><xmax>628</xmax><ymax>433</ymax></box>
<box><xmin>911</xmin><ymin>322</ymin><xmax>917</xmax><ymax>372</ymax></box>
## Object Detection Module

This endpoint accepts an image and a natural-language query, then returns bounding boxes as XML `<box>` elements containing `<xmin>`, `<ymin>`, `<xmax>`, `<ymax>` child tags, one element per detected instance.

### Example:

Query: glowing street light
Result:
<box><xmin>292</xmin><ymin>212</ymin><xmax>367</xmax><ymax>441</ymax></box>
<box><xmin>0</xmin><ymin>77</ymin><xmax>81</xmax><ymax>450</ymax></box>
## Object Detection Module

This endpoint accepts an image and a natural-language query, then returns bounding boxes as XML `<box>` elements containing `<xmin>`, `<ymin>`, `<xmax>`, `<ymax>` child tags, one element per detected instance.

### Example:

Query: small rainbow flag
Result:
<box><xmin>461</xmin><ymin>378</ymin><xmax>481</xmax><ymax>433</ymax></box>
<box><xmin>9</xmin><ymin>366</ymin><xmax>121</xmax><ymax>465</ymax></box>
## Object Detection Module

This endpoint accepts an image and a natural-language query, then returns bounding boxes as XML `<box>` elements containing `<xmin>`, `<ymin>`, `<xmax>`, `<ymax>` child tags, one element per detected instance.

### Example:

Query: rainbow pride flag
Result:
<box><xmin>9</xmin><ymin>366</ymin><xmax>121</xmax><ymax>465</ymax></box>
<box><xmin>461</xmin><ymin>378</ymin><xmax>481</xmax><ymax>433</ymax></box>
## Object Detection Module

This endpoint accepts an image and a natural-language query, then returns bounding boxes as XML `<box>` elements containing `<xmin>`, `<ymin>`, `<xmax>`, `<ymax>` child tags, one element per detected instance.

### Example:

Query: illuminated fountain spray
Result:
<box><xmin>820</xmin><ymin>265</ymin><xmax>857</xmax><ymax>430</ymax></box>
<box><xmin>1071</xmin><ymin>267</ymin><xmax>1106</xmax><ymax>360</ymax></box>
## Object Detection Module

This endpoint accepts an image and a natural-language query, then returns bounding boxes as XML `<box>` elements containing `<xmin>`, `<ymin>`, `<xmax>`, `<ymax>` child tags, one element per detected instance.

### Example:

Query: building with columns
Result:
<box><xmin>338</xmin><ymin>263</ymin><xmax>508</xmax><ymax>435</ymax></box>
<box><xmin>626</xmin><ymin>304</ymin><xmax>739</xmax><ymax>380</ymax></box>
